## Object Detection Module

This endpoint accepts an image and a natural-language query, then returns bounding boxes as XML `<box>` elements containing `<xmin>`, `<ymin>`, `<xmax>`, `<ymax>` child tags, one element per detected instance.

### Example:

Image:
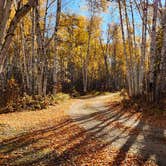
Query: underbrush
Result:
<box><xmin>90</xmin><ymin>91</ymin><xmax>110</xmax><ymax>96</ymax></box>
<box><xmin>0</xmin><ymin>93</ymin><xmax>70</xmax><ymax>114</ymax></box>
<box><xmin>119</xmin><ymin>89</ymin><xmax>166</xmax><ymax>116</ymax></box>
<box><xmin>76</xmin><ymin>91</ymin><xmax>111</xmax><ymax>99</ymax></box>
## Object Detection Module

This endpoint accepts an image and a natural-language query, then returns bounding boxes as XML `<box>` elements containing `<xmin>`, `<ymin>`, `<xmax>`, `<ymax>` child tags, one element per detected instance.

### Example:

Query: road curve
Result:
<box><xmin>67</xmin><ymin>94</ymin><xmax>166</xmax><ymax>166</ymax></box>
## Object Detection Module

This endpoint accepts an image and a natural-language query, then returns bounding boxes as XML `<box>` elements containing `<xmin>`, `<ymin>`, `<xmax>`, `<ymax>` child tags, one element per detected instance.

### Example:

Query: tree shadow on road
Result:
<box><xmin>0</xmin><ymin>103</ymin><xmax>165</xmax><ymax>165</ymax></box>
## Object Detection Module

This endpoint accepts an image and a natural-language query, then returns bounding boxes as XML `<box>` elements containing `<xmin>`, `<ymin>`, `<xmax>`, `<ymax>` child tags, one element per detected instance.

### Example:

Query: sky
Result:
<box><xmin>62</xmin><ymin>0</ymin><xmax>117</xmax><ymax>30</ymax></box>
<box><xmin>61</xmin><ymin>0</ymin><xmax>143</xmax><ymax>39</ymax></box>
<box><xmin>48</xmin><ymin>0</ymin><xmax>166</xmax><ymax>40</ymax></box>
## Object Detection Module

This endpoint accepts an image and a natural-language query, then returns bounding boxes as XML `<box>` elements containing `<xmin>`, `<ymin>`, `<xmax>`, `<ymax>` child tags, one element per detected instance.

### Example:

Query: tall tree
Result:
<box><xmin>139</xmin><ymin>0</ymin><xmax>148</xmax><ymax>96</ymax></box>
<box><xmin>149</xmin><ymin>0</ymin><xmax>159</xmax><ymax>102</ymax></box>
<box><xmin>0</xmin><ymin>0</ymin><xmax>37</xmax><ymax>73</ymax></box>
<box><xmin>53</xmin><ymin>0</ymin><xmax>62</xmax><ymax>95</ymax></box>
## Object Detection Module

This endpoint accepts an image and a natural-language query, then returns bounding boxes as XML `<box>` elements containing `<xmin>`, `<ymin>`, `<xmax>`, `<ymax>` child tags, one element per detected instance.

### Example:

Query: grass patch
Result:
<box><xmin>50</xmin><ymin>93</ymin><xmax>70</xmax><ymax>103</ymax></box>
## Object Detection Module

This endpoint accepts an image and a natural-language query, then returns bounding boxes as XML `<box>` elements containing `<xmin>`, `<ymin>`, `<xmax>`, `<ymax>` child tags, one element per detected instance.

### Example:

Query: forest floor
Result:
<box><xmin>0</xmin><ymin>93</ymin><xmax>166</xmax><ymax>166</ymax></box>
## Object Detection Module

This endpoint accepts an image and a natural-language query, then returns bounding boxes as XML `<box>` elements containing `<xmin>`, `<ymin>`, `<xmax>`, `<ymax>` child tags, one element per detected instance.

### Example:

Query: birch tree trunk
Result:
<box><xmin>31</xmin><ymin>7</ymin><xmax>37</xmax><ymax>95</ymax></box>
<box><xmin>83</xmin><ymin>26</ymin><xmax>91</xmax><ymax>93</ymax></box>
<box><xmin>83</xmin><ymin>13</ymin><xmax>94</xmax><ymax>93</ymax></box>
<box><xmin>130</xmin><ymin>0</ymin><xmax>139</xmax><ymax>96</ymax></box>
<box><xmin>118</xmin><ymin>0</ymin><xmax>132</xmax><ymax>96</ymax></box>
<box><xmin>157</xmin><ymin>2</ymin><xmax>166</xmax><ymax>101</ymax></box>
<box><xmin>0</xmin><ymin>0</ymin><xmax>37</xmax><ymax>73</ymax></box>
<box><xmin>20</xmin><ymin>21</ymin><xmax>30</xmax><ymax>93</ymax></box>
<box><xmin>149</xmin><ymin>0</ymin><xmax>159</xmax><ymax>102</ymax></box>
<box><xmin>99</xmin><ymin>34</ymin><xmax>110</xmax><ymax>90</ymax></box>
<box><xmin>42</xmin><ymin>0</ymin><xmax>49</xmax><ymax>96</ymax></box>
<box><xmin>139</xmin><ymin>0</ymin><xmax>148</xmax><ymax>96</ymax></box>
<box><xmin>0</xmin><ymin>0</ymin><xmax>13</xmax><ymax>50</ymax></box>
<box><xmin>123</xmin><ymin>0</ymin><xmax>135</xmax><ymax>96</ymax></box>
<box><xmin>53</xmin><ymin>0</ymin><xmax>61</xmax><ymax>95</ymax></box>
<box><xmin>35</xmin><ymin>0</ymin><xmax>45</xmax><ymax>96</ymax></box>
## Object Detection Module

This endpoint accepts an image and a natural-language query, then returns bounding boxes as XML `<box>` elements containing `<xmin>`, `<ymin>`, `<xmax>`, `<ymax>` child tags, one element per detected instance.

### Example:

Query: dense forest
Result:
<box><xmin>0</xmin><ymin>0</ymin><xmax>166</xmax><ymax>110</ymax></box>
<box><xmin>1</xmin><ymin>1</ymin><xmax>166</xmax><ymax>165</ymax></box>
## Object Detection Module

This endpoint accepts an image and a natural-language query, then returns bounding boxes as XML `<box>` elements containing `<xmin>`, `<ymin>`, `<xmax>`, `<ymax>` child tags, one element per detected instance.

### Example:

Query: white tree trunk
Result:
<box><xmin>53</xmin><ymin>0</ymin><xmax>61</xmax><ymax>95</ymax></box>
<box><xmin>118</xmin><ymin>0</ymin><xmax>132</xmax><ymax>96</ymax></box>
<box><xmin>0</xmin><ymin>0</ymin><xmax>37</xmax><ymax>73</ymax></box>
<box><xmin>149</xmin><ymin>0</ymin><xmax>159</xmax><ymax>101</ymax></box>
<box><xmin>139</xmin><ymin>0</ymin><xmax>148</xmax><ymax>95</ymax></box>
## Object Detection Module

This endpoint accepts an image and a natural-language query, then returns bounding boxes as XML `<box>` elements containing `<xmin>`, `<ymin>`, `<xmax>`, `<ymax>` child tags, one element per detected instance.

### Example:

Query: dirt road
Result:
<box><xmin>68</xmin><ymin>94</ymin><xmax>166</xmax><ymax>166</ymax></box>
<box><xmin>0</xmin><ymin>93</ymin><xmax>166</xmax><ymax>165</ymax></box>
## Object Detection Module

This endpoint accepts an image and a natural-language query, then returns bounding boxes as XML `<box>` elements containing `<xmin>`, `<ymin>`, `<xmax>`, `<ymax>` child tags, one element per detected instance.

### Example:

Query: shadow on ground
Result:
<box><xmin>0</xmin><ymin>102</ymin><xmax>165</xmax><ymax>166</ymax></box>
